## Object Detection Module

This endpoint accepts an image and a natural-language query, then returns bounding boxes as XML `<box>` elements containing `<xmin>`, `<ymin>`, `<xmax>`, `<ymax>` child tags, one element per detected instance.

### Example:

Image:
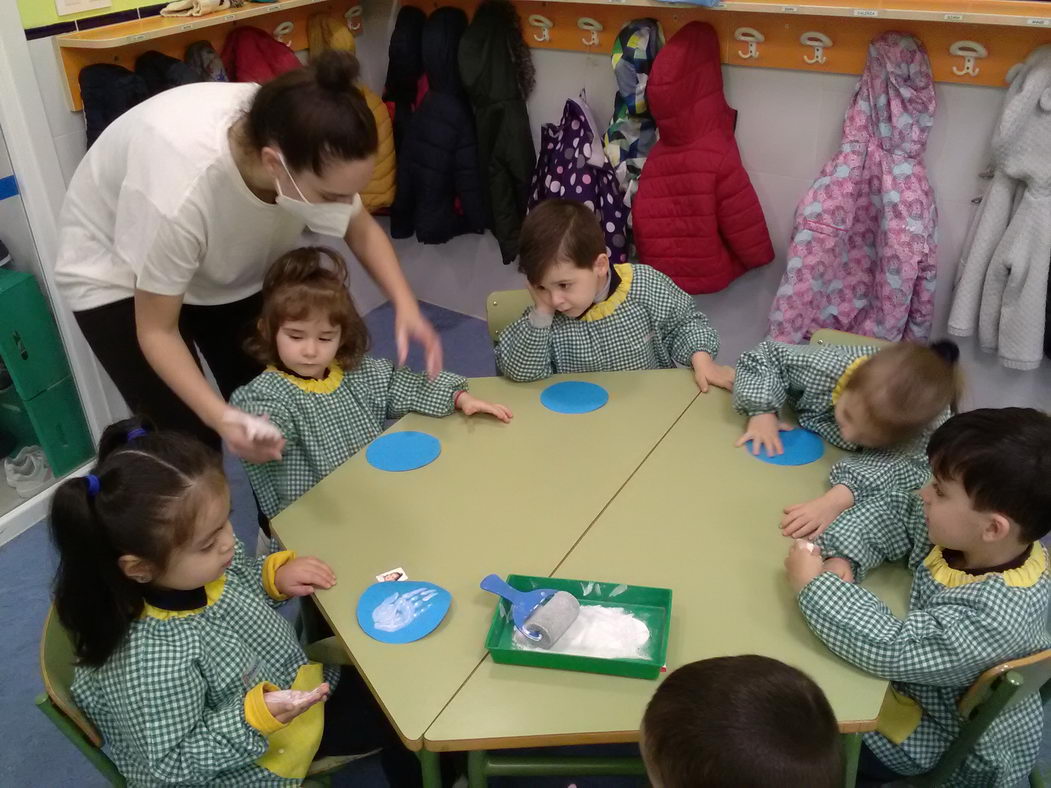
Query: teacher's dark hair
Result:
<box><xmin>50</xmin><ymin>418</ymin><xmax>227</xmax><ymax>666</ymax></box>
<box><xmin>247</xmin><ymin>50</ymin><xmax>379</xmax><ymax>175</ymax></box>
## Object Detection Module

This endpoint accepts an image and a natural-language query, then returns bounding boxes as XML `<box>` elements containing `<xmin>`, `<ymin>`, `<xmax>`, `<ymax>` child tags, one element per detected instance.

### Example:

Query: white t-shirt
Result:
<box><xmin>55</xmin><ymin>82</ymin><xmax>361</xmax><ymax>311</ymax></box>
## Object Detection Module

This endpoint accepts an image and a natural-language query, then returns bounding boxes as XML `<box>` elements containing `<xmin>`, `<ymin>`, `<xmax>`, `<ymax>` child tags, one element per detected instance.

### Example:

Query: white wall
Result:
<box><xmin>23</xmin><ymin>0</ymin><xmax>1051</xmax><ymax>411</ymax></box>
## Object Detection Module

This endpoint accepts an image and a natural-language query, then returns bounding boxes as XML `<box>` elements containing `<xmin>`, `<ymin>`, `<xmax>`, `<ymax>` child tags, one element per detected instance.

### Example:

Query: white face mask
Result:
<box><xmin>273</xmin><ymin>153</ymin><xmax>357</xmax><ymax>238</ymax></box>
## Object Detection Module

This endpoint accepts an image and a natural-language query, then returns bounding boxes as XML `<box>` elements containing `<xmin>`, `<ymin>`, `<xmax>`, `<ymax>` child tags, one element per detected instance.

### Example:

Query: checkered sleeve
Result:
<box><xmin>230</xmin><ymin>381</ymin><xmax>295</xmax><ymax>522</ymax></box>
<box><xmin>732</xmin><ymin>340</ymin><xmax>800</xmax><ymax>416</ymax></box>
<box><xmin>829</xmin><ymin>446</ymin><xmax>932</xmax><ymax>501</ymax></box>
<box><xmin>381</xmin><ymin>361</ymin><xmax>466</xmax><ymax>419</ymax></box>
<box><xmin>225</xmin><ymin>539</ymin><xmax>294</xmax><ymax>608</ymax></box>
<box><xmin>638</xmin><ymin>266</ymin><xmax>719</xmax><ymax>364</ymax></box>
<box><xmin>816</xmin><ymin>490</ymin><xmax>927</xmax><ymax>579</ymax></box>
<box><xmin>118</xmin><ymin>634</ymin><xmax>267</xmax><ymax>783</ymax></box>
<box><xmin>798</xmin><ymin>573</ymin><xmax>1014</xmax><ymax>686</ymax></box>
<box><xmin>495</xmin><ymin>312</ymin><xmax>554</xmax><ymax>382</ymax></box>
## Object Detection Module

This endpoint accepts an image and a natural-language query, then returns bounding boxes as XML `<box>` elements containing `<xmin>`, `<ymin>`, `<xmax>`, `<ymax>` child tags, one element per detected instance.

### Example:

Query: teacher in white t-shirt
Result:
<box><xmin>55</xmin><ymin>51</ymin><xmax>440</xmax><ymax>463</ymax></box>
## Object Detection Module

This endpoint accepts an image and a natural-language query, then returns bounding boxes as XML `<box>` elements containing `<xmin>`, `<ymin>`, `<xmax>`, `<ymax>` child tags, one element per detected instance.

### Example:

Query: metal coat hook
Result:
<box><xmin>528</xmin><ymin>14</ymin><xmax>553</xmax><ymax>43</ymax></box>
<box><xmin>273</xmin><ymin>21</ymin><xmax>294</xmax><ymax>46</ymax></box>
<box><xmin>345</xmin><ymin>5</ymin><xmax>363</xmax><ymax>34</ymax></box>
<box><xmin>578</xmin><ymin>17</ymin><xmax>603</xmax><ymax>48</ymax></box>
<box><xmin>734</xmin><ymin>27</ymin><xmax>764</xmax><ymax>60</ymax></box>
<box><xmin>950</xmin><ymin>40</ymin><xmax>987</xmax><ymax>77</ymax></box>
<box><xmin>801</xmin><ymin>32</ymin><xmax>833</xmax><ymax>65</ymax></box>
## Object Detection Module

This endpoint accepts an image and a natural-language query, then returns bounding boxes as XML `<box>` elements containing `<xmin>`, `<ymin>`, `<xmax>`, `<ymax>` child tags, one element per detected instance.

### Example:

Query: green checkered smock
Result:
<box><xmin>805</xmin><ymin>491</ymin><xmax>1050</xmax><ymax>785</ymax></box>
<box><xmin>71</xmin><ymin>541</ymin><xmax>340</xmax><ymax>786</ymax></box>
<box><xmin>495</xmin><ymin>263</ymin><xmax>720</xmax><ymax>382</ymax></box>
<box><xmin>732</xmin><ymin>340</ymin><xmax>941</xmax><ymax>500</ymax></box>
<box><xmin>232</xmin><ymin>357</ymin><xmax>467</xmax><ymax>517</ymax></box>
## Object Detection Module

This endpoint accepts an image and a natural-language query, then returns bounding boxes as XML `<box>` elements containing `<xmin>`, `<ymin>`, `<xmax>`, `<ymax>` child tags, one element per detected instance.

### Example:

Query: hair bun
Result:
<box><xmin>930</xmin><ymin>339</ymin><xmax>960</xmax><ymax>365</ymax></box>
<box><xmin>315</xmin><ymin>50</ymin><xmax>360</xmax><ymax>92</ymax></box>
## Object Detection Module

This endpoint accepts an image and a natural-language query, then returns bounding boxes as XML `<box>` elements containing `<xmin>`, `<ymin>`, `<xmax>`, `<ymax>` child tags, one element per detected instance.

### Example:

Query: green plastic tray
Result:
<box><xmin>483</xmin><ymin>574</ymin><xmax>672</xmax><ymax>680</ymax></box>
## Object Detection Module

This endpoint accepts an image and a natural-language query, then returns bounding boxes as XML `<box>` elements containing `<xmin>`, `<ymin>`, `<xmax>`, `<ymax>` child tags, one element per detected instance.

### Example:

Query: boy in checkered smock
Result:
<box><xmin>231</xmin><ymin>248</ymin><xmax>512</xmax><ymax>518</ymax></box>
<box><xmin>733</xmin><ymin>338</ymin><xmax>959</xmax><ymax>539</ymax></box>
<box><xmin>53</xmin><ymin>420</ymin><xmax>423</xmax><ymax>786</ymax></box>
<box><xmin>786</xmin><ymin>408</ymin><xmax>1051</xmax><ymax>786</ymax></box>
<box><xmin>495</xmin><ymin>199</ymin><xmax>734</xmax><ymax>393</ymax></box>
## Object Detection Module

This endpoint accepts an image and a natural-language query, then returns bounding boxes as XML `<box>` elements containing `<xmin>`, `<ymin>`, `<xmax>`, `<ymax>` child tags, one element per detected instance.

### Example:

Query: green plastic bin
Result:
<box><xmin>483</xmin><ymin>574</ymin><xmax>672</xmax><ymax>680</ymax></box>
<box><xmin>0</xmin><ymin>269</ymin><xmax>72</xmax><ymax>399</ymax></box>
<box><xmin>23</xmin><ymin>377</ymin><xmax>94</xmax><ymax>476</ymax></box>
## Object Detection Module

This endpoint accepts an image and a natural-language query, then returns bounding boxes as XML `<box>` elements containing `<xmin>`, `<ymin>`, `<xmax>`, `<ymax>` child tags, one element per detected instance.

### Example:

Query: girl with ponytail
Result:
<box><xmin>732</xmin><ymin>339</ymin><xmax>962</xmax><ymax>539</ymax></box>
<box><xmin>53</xmin><ymin>419</ymin><xmax>422</xmax><ymax>786</ymax></box>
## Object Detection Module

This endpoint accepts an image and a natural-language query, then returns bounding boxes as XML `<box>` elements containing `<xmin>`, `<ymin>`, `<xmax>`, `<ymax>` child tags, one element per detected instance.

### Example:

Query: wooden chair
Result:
<box><xmin>809</xmin><ymin>328</ymin><xmax>892</xmax><ymax>348</ymax></box>
<box><xmin>35</xmin><ymin>606</ymin><xmax>125</xmax><ymax>786</ymax></box>
<box><xmin>485</xmin><ymin>289</ymin><xmax>533</xmax><ymax>344</ymax></box>
<box><xmin>915</xmin><ymin>649</ymin><xmax>1051</xmax><ymax>786</ymax></box>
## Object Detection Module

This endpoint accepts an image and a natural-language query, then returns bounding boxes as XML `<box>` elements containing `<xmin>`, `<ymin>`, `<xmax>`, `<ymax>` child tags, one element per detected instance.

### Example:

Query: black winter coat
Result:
<box><xmin>458</xmin><ymin>0</ymin><xmax>536</xmax><ymax>264</ymax></box>
<box><xmin>382</xmin><ymin>6</ymin><xmax>426</xmax><ymax>155</ymax></box>
<box><xmin>390</xmin><ymin>7</ymin><xmax>486</xmax><ymax>244</ymax></box>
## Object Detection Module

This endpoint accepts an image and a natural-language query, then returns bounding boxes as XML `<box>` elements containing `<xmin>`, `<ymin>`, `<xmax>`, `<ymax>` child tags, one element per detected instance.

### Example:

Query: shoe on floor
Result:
<box><xmin>4</xmin><ymin>446</ymin><xmax>53</xmax><ymax>498</ymax></box>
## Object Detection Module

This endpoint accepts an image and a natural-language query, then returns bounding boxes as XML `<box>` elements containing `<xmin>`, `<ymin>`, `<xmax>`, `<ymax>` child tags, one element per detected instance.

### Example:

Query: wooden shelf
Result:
<box><xmin>528</xmin><ymin>0</ymin><xmax>1051</xmax><ymax>28</ymax></box>
<box><xmin>56</xmin><ymin>0</ymin><xmax>335</xmax><ymax>49</ymax></box>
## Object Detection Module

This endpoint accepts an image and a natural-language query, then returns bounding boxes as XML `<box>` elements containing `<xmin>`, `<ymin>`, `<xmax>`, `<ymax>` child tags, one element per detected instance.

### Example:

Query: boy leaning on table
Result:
<box><xmin>786</xmin><ymin>407</ymin><xmax>1051</xmax><ymax>786</ymax></box>
<box><xmin>494</xmin><ymin>198</ymin><xmax>734</xmax><ymax>393</ymax></box>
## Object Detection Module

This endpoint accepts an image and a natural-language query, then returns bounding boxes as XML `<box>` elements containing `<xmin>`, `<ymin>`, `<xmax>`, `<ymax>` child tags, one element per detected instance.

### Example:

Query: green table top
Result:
<box><xmin>423</xmin><ymin>389</ymin><xmax>912</xmax><ymax>750</ymax></box>
<box><xmin>270</xmin><ymin>369</ymin><xmax>702</xmax><ymax>748</ymax></box>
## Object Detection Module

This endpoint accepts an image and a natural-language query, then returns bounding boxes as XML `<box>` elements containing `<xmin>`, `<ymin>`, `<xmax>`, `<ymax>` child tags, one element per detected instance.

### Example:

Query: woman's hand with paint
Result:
<box><xmin>736</xmin><ymin>413</ymin><xmax>791</xmax><ymax>456</ymax></box>
<box><xmin>275</xmin><ymin>557</ymin><xmax>337</xmax><ymax>598</ymax></box>
<box><xmin>784</xmin><ymin>539</ymin><xmax>824</xmax><ymax>594</ymax></box>
<box><xmin>456</xmin><ymin>392</ymin><xmax>514</xmax><ymax>423</ymax></box>
<box><xmin>218</xmin><ymin>407</ymin><xmax>285</xmax><ymax>463</ymax></box>
<box><xmin>263</xmin><ymin>683</ymin><xmax>330</xmax><ymax>724</ymax></box>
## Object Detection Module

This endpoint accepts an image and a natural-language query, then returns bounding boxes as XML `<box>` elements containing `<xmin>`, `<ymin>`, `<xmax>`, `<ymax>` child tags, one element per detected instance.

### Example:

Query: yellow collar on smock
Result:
<box><xmin>830</xmin><ymin>355</ymin><xmax>872</xmax><ymax>404</ymax></box>
<box><xmin>268</xmin><ymin>363</ymin><xmax>345</xmax><ymax>394</ymax></box>
<box><xmin>581</xmin><ymin>264</ymin><xmax>634</xmax><ymax>322</ymax></box>
<box><xmin>924</xmin><ymin>544</ymin><xmax>1047</xmax><ymax>589</ymax></box>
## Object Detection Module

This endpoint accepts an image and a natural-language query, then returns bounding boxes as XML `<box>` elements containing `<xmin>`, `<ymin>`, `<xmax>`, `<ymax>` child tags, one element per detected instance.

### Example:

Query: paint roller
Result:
<box><xmin>480</xmin><ymin>574</ymin><xmax>581</xmax><ymax>649</ymax></box>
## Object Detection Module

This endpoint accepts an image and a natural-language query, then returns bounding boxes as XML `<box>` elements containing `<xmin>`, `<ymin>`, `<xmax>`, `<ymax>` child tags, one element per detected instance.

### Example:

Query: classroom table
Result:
<box><xmin>423</xmin><ymin>388</ymin><xmax>912</xmax><ymax>787</ymax></box>
<box><xmin>269</xmin><ymin>370</ymin><xmax>702</xmax><ymax>760</ymax></box>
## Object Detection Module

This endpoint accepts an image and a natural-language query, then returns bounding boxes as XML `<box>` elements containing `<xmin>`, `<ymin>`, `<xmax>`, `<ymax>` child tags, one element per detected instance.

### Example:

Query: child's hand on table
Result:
<box><xmin>264</xmin><ymin>683</ymin><xmax>330</xmax><ymax>724</ymax></box>
<box><xmin>690</xmin><ymin>352</ymin><xmax>735</xmax><ymax>393</ymax></box>
<box><xmin>456</xmin><ymin>392</ymin><xmax>514</xmax><ymax>423</ymax></box>
<box><xmin>781</xmin><ymin>485</ymin><xmax>854</xmax><ymax>538</ymax></box>
<box><xmin>823</xmin><ymin>557</ymin><xmax>854</xmax><ymax>583</ymax></box>
<box><xmin>784</xmin><ymin>539</ymin><xmax>824</xmax><ymax>593</ymax></box>
<box><xmin>735</xmin><ymin>413</ymin><xmax>792</xmax><ymax>456</ymax></box>
<box><xmin>275</xmin><ymin>557</ymin><xmax>337</xmax><ymax>598</ymax></box>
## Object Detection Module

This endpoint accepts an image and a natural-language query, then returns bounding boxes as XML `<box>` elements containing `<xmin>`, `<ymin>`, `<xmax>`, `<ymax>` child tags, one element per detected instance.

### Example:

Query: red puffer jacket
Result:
<box><xmin>632</xmin><ymin>22</ymin><xmax>774</xmax><ymax>294</ymax></box>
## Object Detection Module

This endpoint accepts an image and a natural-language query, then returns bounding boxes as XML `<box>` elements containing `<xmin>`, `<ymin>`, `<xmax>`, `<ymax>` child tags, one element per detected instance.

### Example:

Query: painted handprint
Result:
<box><xmin>372</xmin><ymin>587</ymin><xmax>440</xmax><ymax>632</ymax></box>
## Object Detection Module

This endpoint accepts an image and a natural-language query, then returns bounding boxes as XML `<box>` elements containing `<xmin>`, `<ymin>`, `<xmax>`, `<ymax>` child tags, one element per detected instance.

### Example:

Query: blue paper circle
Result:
<box><xmin>747</xmin><ymin>428</ymin><xmax>825</xmax><ymax>466</ymax></box>
<box><xmin>540</xmin><ymin>381</ymin><xmax>610</xmax><ymax>414</ymax></box>
<box><xmin>366</xmin><ymin>431</ymin><xmax>441</xmax><ymax>472</ymax></box>
<box><xmin>356</xmin><ymin>581</ymin><xmax>452</xmax><ymax>644</ymax></box>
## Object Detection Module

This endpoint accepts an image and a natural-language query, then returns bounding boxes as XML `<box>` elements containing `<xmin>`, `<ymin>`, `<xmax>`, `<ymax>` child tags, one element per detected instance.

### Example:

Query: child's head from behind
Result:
<box><xmin>249</xmin><ymin>246</ymin><xmax>368</xmax><ymax>378</ymax></box>
<box><xmin>922</xmin><ymin>408</ymin><xmax>1051</xmax><ymax>551</ymax></box>
<box><xmin>641</xmin><ymin>655</ymin><xmax>841</xmax><ymax>788</ymax></box>
<box><xmin>834</xmin><ymin>340</ymin><xmax>960</xmax><ymax>448</ymax></box>
<box><xmin>50</xmin><ymin>419</ymin><xmax>230</xmax><ymax>666</ymax></box>
<box><xmin>518</xmin><ymin>199</ymin><xmax>610</xmax><ymax>318</ymax></box>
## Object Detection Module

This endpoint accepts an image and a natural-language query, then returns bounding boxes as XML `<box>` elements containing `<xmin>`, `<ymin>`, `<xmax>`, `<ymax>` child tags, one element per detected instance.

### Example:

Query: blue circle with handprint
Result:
<box><xmin>356</xmin><ymin>581</ymin><xmax>452</xmax><ymax>644</ymax></box>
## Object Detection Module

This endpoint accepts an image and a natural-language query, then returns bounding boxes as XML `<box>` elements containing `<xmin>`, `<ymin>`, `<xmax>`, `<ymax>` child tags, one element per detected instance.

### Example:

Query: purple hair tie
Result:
<box><xmin>85</xmin><ymin>474</ymin><xmax>101</xmax><ymax>499</ymax></box>
<box><xmin>127</xmin><ymin>427</ymin><xmax>148</xmax><ymax>441</ymax></box>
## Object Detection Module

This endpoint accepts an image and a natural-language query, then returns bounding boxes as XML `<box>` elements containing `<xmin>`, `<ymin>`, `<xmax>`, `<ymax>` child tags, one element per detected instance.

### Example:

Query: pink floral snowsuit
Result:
<box><xmin>769</xmin><ymin>32</ymin><xmax>937</xmax><ymax>344</ymax></box>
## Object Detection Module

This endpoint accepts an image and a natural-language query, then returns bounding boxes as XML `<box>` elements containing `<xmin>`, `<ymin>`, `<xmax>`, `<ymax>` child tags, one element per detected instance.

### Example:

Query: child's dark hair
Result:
<box><xmin>844</xmin><ymin>340</ymin><xmax>961</xmax><ymax>446</ymax></box>
<box><xmin>928</xmin><ymin>407</ymin><xmax>1051</xmax><ymax>543</ymax></box>
<box><xmin>247</xmin><ymin>247</ymin><xmax>369</xmax><ymax>370</ymax></box>
<box><xmin>246</xmin><ymin>50</ymin><xmax>378</xmax><ymax>175</ymax></box>
<box><xmin>642</xmin><ymin>655</ymin><xmax>842</xmax><ymax>788</ymax></box>
<box><xmin>50</xmin><ymin>419</ymin><xmax>227</xmax><ymax>667</ymax></box>
<box><xmin>518</xmin><ymin>199</ymin><xmax>606</xmax><ymax>285</ymax></box>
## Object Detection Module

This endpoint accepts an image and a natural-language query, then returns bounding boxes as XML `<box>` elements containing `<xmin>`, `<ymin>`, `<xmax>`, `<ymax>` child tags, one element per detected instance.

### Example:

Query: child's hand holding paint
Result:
<box><xmin>263</xmin><ymin>683</ymin><xmax>330</xmax><ymax>724</ymax></box>
<box><xmin>784</xmin><ymin>539</ymin><xmax>824</xmax><ymax>593</ymax></box>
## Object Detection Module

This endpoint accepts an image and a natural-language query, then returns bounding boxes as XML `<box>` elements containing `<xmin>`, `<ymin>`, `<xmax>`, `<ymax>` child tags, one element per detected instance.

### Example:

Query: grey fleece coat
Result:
<box><xmin>948</xmin><ymin>45</ymin><xmax>1051</xmax><ymax>370</ymax></box>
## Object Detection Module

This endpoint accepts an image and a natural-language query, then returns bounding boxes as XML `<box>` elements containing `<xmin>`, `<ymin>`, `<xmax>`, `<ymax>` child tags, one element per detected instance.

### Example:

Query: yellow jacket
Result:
<box><xmin>309</xmin><ymin>15</ymin><xmax>396</xmax><ymax>212</ymax></box>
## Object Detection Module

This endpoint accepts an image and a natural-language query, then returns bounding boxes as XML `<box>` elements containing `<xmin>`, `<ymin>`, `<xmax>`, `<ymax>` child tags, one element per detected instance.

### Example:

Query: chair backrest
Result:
<box><xmin>959</xmin><ymin>649</ymin><xmax>1051</xmax><ymax>718</ymax></box>
<box><xmin>40</xmin><ymin>605</ymin><xmax>103</xmax><ymax>747</ymax></box>
<box><xmin>485</xmin><ymin>289</ymin><xmax>533</xmax><ymax>343</ymax></box>
<box><xmin>809</xmin><ymin>328</ymin><xmax>892</xmax><ymax>348</ymax></box>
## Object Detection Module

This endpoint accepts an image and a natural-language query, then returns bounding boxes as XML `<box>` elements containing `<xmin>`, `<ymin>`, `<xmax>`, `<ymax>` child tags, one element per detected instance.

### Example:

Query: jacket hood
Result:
<box><xmin>611</xmin><ymin>19</ymin><xmax>663</xmax><ymax>117</ymax></box>
<box><xmin>422</xmin><ymin>7</ymin><xmax>468</xmax><ymax>94</ymax></box>
<box><xmin>458</xmin><ymin>0</ymin><xmax>535</xmax><ymax>106</ymax></box>
<box><xmin>383</xmin><ymin>6</ymin><xmax>426</xmax><ymax>102</ymax></box>
<box><xmin>993</xmin><ymin>44</ymin><xmax>1051</xmax><ymax>182</ymax></box>
<box><xmin>844</xmin><ymin>32</ymin><xmax>935</xmax><ymax>158</ymax></box>
<box><xmin>647</xmin><ymin>22</ymin><xmax>732</xmax><ymax>145</ymax></box>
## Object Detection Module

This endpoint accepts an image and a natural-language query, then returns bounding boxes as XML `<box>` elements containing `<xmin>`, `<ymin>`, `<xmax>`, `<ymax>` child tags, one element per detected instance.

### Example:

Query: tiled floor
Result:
<box><xmin>0</xmin><ymin>301</ymin><xmax>1046</xmax><ymax>787</ymax></box>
